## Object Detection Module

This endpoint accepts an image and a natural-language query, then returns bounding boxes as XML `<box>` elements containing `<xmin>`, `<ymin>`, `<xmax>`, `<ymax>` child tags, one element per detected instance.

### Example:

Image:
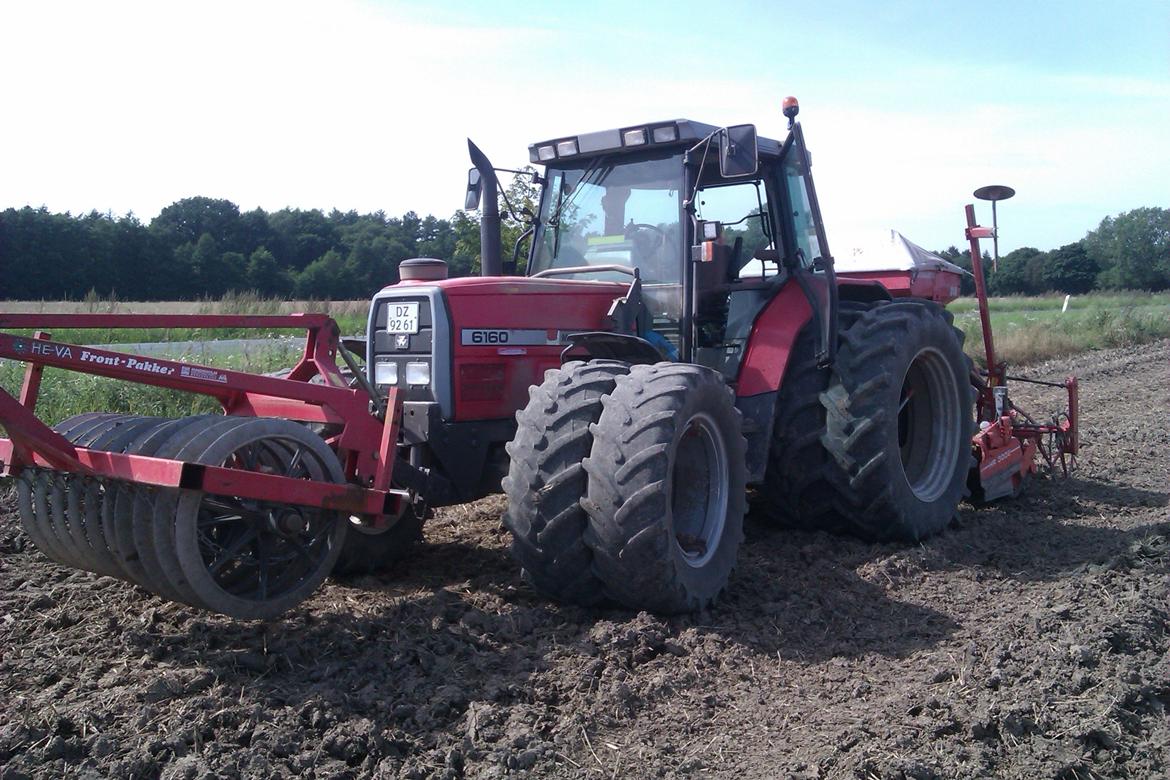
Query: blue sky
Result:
<box><xmin>2</xmin><ymin>0</ymin><xmax>1167</xmax><ymax>254</ymax></box>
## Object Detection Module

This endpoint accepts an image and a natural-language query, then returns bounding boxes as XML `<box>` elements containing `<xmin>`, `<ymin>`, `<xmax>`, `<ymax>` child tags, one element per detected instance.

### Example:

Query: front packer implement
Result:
<box><xmin>0</xmin><ymin>313</ymin><xmax>408</xmax><ymax>619</ymax></box>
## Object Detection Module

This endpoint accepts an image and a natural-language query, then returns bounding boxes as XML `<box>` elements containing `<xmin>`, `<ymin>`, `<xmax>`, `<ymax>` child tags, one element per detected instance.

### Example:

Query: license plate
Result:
<box><xmin>386</xmin><ymin>302</ymin><xmax>419</xmax><ymax>334</ymax></box>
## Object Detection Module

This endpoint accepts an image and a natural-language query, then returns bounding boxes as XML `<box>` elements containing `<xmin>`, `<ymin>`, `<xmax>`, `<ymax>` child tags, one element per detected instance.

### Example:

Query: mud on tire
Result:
<box><xmin>502</xmin><ymin>360</ymin><xmax>630</xmax><ymax>605</ymax></box>
<box><xmin>820</xmin><ymin>300</ymin><xmax>975</xmax><ymax>541</ymax></box>
<box><xmin>583</xmin><ymin>363</ymin><xmax>746</xmax><ymax>614</ymax></box>
<box><xmin>760</xmin><ymin>301</ymin><xmax>871</xmax><ymax>531</ymax></box>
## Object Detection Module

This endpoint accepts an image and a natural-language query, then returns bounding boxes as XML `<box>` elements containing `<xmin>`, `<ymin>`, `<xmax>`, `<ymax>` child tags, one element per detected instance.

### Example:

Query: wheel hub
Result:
<box><xmin>670</xmin><ymin>412</ymin><xmax>729</xmax><ymax>568</ymax></box>
<box><xmin>898</xmin><ymin>347</ymin><xmax>961</xmax><ymax>502</ymax></box>
<box><xmin>272</xmin><ymin>509</ymin><xmax>308</xmax><ymax>536</ymax></box>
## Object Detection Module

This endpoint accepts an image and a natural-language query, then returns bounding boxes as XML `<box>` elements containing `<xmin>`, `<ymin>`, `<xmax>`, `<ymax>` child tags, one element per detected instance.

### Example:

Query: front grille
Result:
<box><xmin>369</xmin><ymin>294</ymin><xmax>436</xmax><ymax>404</ymax></box>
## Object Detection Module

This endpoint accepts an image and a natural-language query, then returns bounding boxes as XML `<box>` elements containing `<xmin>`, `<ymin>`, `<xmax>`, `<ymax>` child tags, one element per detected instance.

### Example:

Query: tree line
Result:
<box><xmin>0</xmin><ymin>194</ymin><xmax>1165</xmax><ymax>300</ymax></box>
<box><xmin>0</xmin><ymin>198</ymin><xmax>494</xmax><ymax>301</ymax></box>
<box><xmin>935</xmin><ymin>206</ymin><xmax>1169</xmax><ymax>296</ymax></box>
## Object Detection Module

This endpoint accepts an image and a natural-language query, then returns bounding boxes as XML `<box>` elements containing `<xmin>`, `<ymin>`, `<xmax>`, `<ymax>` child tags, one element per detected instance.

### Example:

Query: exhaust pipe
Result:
<box><xmin>467</xmin><ymin>139</ymin><xmax>502</xmax><ymax>277</ymax></box>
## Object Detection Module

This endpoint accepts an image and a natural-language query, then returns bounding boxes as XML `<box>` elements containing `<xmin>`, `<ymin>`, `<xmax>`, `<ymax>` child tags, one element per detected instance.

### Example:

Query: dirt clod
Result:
<box><xmin>1</xmin><ymin>340</ymin><xmax>1167</xmax><ymax>778</ymax></box>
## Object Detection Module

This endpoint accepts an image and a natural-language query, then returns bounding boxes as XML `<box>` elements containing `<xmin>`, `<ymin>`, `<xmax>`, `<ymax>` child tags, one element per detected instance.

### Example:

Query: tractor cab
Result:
<box><xmin>517</xmin><ymin>103</ymin><xmax>835</xmax><ymax>377</ymax></box>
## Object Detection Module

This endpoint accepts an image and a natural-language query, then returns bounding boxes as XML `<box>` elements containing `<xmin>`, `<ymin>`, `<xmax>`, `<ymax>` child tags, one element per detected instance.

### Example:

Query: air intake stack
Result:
<box><xmin>467</xmin><ymin>139</ymin><xmax>503</xmax><ymax>277</ymax></box>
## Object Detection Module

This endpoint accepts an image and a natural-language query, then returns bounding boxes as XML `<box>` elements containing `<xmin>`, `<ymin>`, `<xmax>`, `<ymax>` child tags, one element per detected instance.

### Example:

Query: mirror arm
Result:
<box><xmin>507</xmin><ymin>225</ymin><xmax>535</xmax><ymax>274</ymax></box>
<box><xmin>682</xmin><ymin>135</ymin><xmax>716</xmax><ymax>212</ymax></box>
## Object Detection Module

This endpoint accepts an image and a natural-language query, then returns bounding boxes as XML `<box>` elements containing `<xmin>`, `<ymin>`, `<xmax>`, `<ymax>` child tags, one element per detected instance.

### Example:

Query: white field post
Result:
<box><xmin>1062</xmin><ymin>294</ymin><xmax>1071</xmax><ymax>313</ymax></box>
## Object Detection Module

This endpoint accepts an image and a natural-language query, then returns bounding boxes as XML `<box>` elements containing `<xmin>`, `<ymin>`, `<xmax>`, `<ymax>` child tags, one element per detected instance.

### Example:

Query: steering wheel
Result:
<box><xmin>625</xmin><ymin>223</ymin><xmax>666</xmax><ymax>254</ymax></box>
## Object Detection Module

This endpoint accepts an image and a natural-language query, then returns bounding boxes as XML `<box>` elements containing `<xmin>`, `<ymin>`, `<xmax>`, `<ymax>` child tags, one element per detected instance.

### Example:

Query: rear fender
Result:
<box><xmin>735</xmin><ymin>281</ymin><xmax>814</xmax><ymax>397</ymax></box>
<box><xmin>734</xmin><ymin>281</ymin><xmax>816</xmax><ymax>483</ymax></box>
<box><xmin>838</xmin><ymin>280</ymin><xmax>893</xmax><ymax>305</ymax></box>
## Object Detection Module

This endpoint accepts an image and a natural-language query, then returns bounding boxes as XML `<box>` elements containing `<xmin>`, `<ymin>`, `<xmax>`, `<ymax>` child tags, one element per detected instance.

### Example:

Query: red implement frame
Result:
<box><xmin>0</xmin><ymin>313</ymin><xmax>406</xmax><ymax>519</ymax></box>
<box><xmin>964</xmin><ymin>207</ymin><xmax>1079</xmax><ymax>498</ymax></box>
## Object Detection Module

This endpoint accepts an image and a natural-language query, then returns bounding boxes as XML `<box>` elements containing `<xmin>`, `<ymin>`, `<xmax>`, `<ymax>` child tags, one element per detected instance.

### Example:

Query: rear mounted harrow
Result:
<box><xmin>0</xmin><ymin>314</ymin><xmax>408</xmax><ymax>619</ymax></box>
<box><xmin>962</xmin><ymin>205</ymin><xmax>1080</xmax><ymax>501</ymax></box>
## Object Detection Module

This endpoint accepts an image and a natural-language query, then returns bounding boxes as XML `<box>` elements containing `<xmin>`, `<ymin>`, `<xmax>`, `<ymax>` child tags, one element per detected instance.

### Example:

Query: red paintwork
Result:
<box><xmin>400</xmin><ymin>269</ymin><xmax>957</xmax><ymax>405</ymax></box>
<box><xmin>965</xmin><ymin>205</ymin><xmax>1002</xmax><ymax>388</ymax></box>
<box><xmin>417</xmin><ymin>276</ymin><xmax>627</xmax><ymax>422</ymax></box>
<box><xmin>836</xmin><ymin>268</ymin><xmax>964</xmax><ymax>305</ymax></box>
<box><xmin>972</xmin><ymin>415</ymin><xmax>1038</xmax><ymax>498</ymax></box>
<box><xmin>1009</xmin><ymin>375</ymin><xmax>1079</xmax><ymax>476</ymax></box>
<box><xmin>0</xmin><ymin>316</ymin><xmax>405</xmax><ymax>519</ymax></box>
<box><xmin>0</xmin><ymin>435</ymin><xmax>404</xmax><ymax>516</ymax></box>
<box><xmin>735</xmin><ymin>280</ymin><xmax>814</xmax><ymax>397</ymax></box>
<box><xmin>387</xmin><ymin>276</ymin><xmax>627</xmax><ymax>296</ymax></box>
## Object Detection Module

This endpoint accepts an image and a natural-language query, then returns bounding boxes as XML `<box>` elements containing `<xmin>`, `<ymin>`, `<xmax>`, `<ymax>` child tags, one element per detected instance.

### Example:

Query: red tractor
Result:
<box><xmin>0</xmin><ymin>99</ymin><xmax>1077</xmax><ymax>618</ymax></box>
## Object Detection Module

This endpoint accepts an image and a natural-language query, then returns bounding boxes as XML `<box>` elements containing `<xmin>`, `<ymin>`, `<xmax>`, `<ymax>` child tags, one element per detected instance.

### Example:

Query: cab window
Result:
<box><xmin>694</xmin><ymin>179</ymin><xmax>776</xmax><ymax>279</ymax></box>
<box><xmin>783</xmin><ymin>155</ymin><xmax>820</xmax><ymax>269</ymax></box>
<box><xmin>531</xmin><ymin>155</ymin><xmax>682</xmax><ymax>284</ymax></box>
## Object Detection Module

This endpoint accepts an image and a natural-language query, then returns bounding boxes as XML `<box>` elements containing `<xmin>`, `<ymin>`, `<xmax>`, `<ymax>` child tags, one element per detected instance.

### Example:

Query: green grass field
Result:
<box><xmin>0</xmin><ymin>292</ymin><xmax>368</xmax><ymax>345</ymax></box>
<box><xmin>948</xmin><ymin>292</ymin><xmax>1170</xmax><ymax>366</ymax></box>
<box><xmin>0</xmin><ymin>342</ymin><xmax>305</xmax><ymax>426</ymax></box>
<box><xmin>0</xmin><ymin>294</ymin><xmax>359</xmax><ymax>425</ymax></box>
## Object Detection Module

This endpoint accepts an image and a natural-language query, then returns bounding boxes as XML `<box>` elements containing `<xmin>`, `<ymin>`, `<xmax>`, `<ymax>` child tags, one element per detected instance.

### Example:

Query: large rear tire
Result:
<box><xmin>583</xmin><ymin>363</ymin><xmax>746</xmax><ymax>614</ymax></box>
<box><xmin>820</xmin><ymin>300</ymin><xmax>974</xmax><ymax>541</ymax></box>
<box><xmin>502</xmin><ymin>360</ymin><xmax>630</xmax><ymax>605</ymax></box>
<box><xmin>760</xmin><ymin>302</ymin><xmax>870</xmax><ymax>531</ymax></box>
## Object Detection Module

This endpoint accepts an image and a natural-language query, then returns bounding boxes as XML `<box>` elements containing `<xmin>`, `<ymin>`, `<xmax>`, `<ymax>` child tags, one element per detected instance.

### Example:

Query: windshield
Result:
<box><xmin>530</xmin><ymin>154</ymin><xmax>683</xmax><ymax>283</ymax></box>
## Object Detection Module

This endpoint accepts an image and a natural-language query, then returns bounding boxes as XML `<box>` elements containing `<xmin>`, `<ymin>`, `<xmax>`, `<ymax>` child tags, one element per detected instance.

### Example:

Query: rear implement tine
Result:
<box><xmin>77</xmin><ymin>477</ymin><xmax>123</xmax><ymax>578</ymax></box>
<box><xmin>16</xmin><ymin>472</ymin><xmax>62</xmax><ymax>565</ymax></box>
<box><xmin>32</xmin><ymin>471</ymin><xmax>74</xmax><ymax>566</ymax></box>
<box><xmin>53</xmin><ymin>473</ymin><xmax>96</xmax><ymax>574</ymax></box>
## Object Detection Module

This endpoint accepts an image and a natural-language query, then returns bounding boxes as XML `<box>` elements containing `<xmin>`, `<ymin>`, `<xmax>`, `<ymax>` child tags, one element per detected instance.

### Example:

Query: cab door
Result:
<box><xmin>775</xmin><ymin>123</ymin><xmax>837</xmax><ymax>366</ymax></box>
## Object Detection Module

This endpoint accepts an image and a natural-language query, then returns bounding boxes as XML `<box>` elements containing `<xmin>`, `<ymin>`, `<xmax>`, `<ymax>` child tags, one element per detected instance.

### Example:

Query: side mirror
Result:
<box><xmin>464</xmin><ymin>168</ymin><xmax>482</xmax><ymax>210</ymax></box>
<box><xmin>719</xmin><ymin>124</ymin><xmax>758</xmax><ymax>178</ymax></box>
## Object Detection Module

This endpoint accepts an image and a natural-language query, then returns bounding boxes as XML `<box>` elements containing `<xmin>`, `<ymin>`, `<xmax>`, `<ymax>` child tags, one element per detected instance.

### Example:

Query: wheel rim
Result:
<box><xmin>193</xmin><ymin>437</ymin><xmax>339</xmax><ymax>603</ymax></box>
<box><xmin>897</xmin><ymin>347</ymin><xmax>961</xmax><ymax>502</ymax></box>
<box><xmin>670</xmin><ymin>411</ymin><xmax>729</xmax><ymax>568</ymax></box>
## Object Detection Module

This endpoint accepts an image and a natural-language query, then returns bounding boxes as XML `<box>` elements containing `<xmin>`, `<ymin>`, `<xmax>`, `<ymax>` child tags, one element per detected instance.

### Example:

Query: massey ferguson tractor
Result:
<box><xmin>0</xmin><ymin>99</ymin><xmax>1078</xmax><ymax>619</ymax></box>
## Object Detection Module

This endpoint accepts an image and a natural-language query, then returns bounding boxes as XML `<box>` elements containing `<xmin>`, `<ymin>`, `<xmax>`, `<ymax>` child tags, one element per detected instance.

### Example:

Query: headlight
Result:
<box><xmin>623</xmin><ymin>128</ymin><xmax>647</xmax><ymax>146</ymax></box>
<box><xmin>405</xmin><ymin>361</ymin><xmax>431</xmax><ymax>386</ymax></box>
<box><xmin>652</xmin><ymin>125</ymin><xmax>679</xmax><ymax>143</ymax></box>
<box><xmin>374</xmin><ymin>361</ymin><xmax>398</xmax><ymax>385</ymax></box>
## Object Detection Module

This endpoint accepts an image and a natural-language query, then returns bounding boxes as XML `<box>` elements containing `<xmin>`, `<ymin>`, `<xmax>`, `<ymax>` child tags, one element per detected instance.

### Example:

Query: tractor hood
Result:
<box><xmin>371</xmin><ymin>274</ymin><xmax>630</xmax><ymax>422</ymax></box>
<box><xmin>386</xmin><ymin>275</ymin><xmax>627</xmax><ymax>297</ymax></box>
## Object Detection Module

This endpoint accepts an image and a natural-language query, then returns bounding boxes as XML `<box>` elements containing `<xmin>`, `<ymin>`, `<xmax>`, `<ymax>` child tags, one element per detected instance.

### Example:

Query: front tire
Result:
<box><xmin>583</xmin><ymin>363</ymin><xmax>746</xmax><ymax>614</ymax></box>
<box><xmin>820</xmin><ymin>301</ymin><xmax>974</xmax><ymax>541</ymax></box>
<box><xmin>331</xmin><ymin>506</ymin><xmax>427</xmax><ymax>576</ymax></box>
<box><xmin>502</xmin><ymin>360</ymin><xmax>630</xmax><ymax>605</ymax></box>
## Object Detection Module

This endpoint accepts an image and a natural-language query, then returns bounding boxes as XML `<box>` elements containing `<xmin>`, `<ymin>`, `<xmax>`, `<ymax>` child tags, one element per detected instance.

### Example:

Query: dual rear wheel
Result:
<box><xmin>504</xmin><ymin>301</ymin><xmax>973</xmax><ymax>613</ymax></box>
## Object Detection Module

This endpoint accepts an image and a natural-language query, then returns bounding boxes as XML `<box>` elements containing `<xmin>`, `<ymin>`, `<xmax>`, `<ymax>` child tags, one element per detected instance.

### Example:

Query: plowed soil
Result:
<box><xmin>1</xmin><ymin>340</ymin><xmax>1167</xmax><ymax>780</ymax></box>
